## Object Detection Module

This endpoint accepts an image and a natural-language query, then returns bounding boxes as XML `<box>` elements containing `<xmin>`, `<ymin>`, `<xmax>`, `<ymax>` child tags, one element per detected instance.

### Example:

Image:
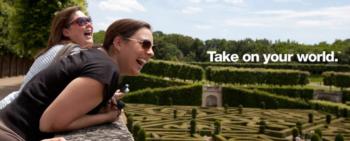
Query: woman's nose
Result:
<box><xmin>146</xmin><ymin>47</ymin><xmax>154</xmax><ymax>57</ymax></box>
<box><xmin>85</xmin><ymin>22</ymin><xmax>93</xmax><ymax>28</ymax></box>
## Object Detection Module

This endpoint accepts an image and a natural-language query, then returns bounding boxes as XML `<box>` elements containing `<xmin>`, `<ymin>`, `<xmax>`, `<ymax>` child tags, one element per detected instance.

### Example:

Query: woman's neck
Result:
<box><xmin>98</xmin><ymin>47</ymin><xmax>120</xmax><ymax>70</ymax></box>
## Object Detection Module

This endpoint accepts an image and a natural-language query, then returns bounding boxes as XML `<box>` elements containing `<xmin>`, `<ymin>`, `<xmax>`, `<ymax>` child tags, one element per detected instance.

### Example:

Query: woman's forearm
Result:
<box><xmin>66</xmin><ymin>113</ymin><xmax>115</xmax><ymax>130</ymax></box>
<box><xmin>52</xmin><ymin>111</ymin><xmax>118</xmax><ymax>132</ymax></box>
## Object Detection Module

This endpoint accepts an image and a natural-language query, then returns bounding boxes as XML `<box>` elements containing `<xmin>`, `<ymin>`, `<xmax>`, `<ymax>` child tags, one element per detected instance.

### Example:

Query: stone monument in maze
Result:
<box><xmin>202</xmin><ymin>85</ymin><xmax>222</xmax><ymax>107</ymax></box>
<box><xmin>313</xmin><ymin>90</ymin><xmax>342</xmax><ymax>102</ymax></box>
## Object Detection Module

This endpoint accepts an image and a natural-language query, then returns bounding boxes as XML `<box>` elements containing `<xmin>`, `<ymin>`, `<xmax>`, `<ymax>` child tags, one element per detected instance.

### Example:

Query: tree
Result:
<box><xmin>192</xmin><ymin>38</ymin><xmax>206</xmax><ymax>61</ymax></box>
<box><xmin>190</xmin><ymin>119</ymin><xmax>196</xmax><ymax>137</ymax></box>
<box><xmin>136</xmin><ymin>128</ymin><xmax>146</xmax><ymax>141</ymax></box>
<box><xmin>173</xmin><ymin>109</ymin><xmax>177</xmax><ymax>119</ymax></box>
<box><xmin>154</xmin><ymin>41</ymin><xmax>183</xmax><ymax>61</ymax></box>
<box><xmin>224</xmin><ymin>104</ymin><xmax>228</xmax><ymax>114</ymax></box>
<box><xmin>335</xmin><ymin>133</ymin><xmax>344</xmax><ymax>141</ymax></box>
<box><xmin>191</xmin><ymin>108</ymin><xmax>197</xmax><ymax>119</ymax></box>
<box><xmin>126</xmin><ymin>114</ymin><xmax>134</xmax><ymax>132</ymax></box>
<box><xmin>292</xmin><ymin>128</ymin><xmax>299</xmax><ymax>141</ymax></box>
<box><xmin>238</xmin><ymin>104</ymin><xmax>243</xmax><ymax>114</ymax></box>
<box><xmin>314</xmin><ymin>128</ymin><xmax>322</xmax><ymax>138</ymax></box>
<box><xmin>9</xmin><ymin>0</ymin><xmax>87</xmax><ymax>58</ymax></box>
<box><xmin>132</xmin><ymin>123</ymin><xmax>141</xmax><ymax>138</ymax></box>
<box><xmin>93</xmin><ymin>30</ymin><xmax>105</xmax><ymax>45</ymax></box>
<box><xmin>0</xmin><ymin>0</ymin><xmax>15</xmax><ymax>55</ymax></box>
<box><xmin>213</xmin><ymin>120</ymin><xmax>221</xmax><ymax>135</ymax></box>
<box><xmin>311</xmin><ymin>133</ymin><xmax>321</xmax><ymax>141</ymax></box>
<box><xmin>308</xmin><ymin>113</ymin><xmax>313</xmax><ymax>123</ymax></box>
<box><xmin>326</xmin><ymin>114</ymin><xmax>331</xmax><ymax>124</ymax></box>
<box><xmin>259</xmin><ymin>120</ymin><xmax>266</xmax><ymax>134</ymax></box>
<box><xmin>296</xmin><ymin>121</ymin><xmax>303</xmax><ymax>136</ymax></box>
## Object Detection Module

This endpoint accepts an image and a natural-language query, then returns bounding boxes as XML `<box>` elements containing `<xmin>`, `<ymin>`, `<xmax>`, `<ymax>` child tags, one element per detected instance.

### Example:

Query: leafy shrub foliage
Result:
<box><xmin>206</xmin><ymin>66</ymin><xmax>309</xmax><ymax>85</ymax></box>
<box><xmin>123</xmin><ymin>84</ymin><xmax>202</xmax><ymax>106</ymax></box>
<box><xmin>142</xmin><ymin>60</ymin><xmax>204</xmax><ymax>81</ymax></box>
<box><xmin>222</xmin><ymin>86</ymin><xmax>310</xmax><ymax>109</ymax></box>
<box><xmin>323</xmin><ymin>71</ymin><xmax>350</xmax><ymax>89</ymax></box>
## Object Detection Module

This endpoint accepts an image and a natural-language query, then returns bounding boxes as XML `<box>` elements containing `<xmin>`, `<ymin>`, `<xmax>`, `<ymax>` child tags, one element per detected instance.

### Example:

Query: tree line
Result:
<box><xmin>94</xmin><ymin>30</ymin><xmax>350</xmax><ymax>64</ymax></box>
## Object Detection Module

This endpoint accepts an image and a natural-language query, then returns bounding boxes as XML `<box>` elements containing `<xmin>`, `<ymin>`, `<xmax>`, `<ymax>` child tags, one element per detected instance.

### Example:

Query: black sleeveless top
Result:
<box><xmin>0</xmin><ymin>48</ymin><xmax>119</xmax><ymax>140</ymax></box>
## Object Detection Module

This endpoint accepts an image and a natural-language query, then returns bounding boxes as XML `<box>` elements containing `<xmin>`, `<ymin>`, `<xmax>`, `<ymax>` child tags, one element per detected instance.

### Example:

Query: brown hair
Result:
<box><xmin>102</xmin><ymin>19</ymin><xmax>151</xmax><ymax>51</ymax></box>
<box><xmin>36</xmin><ymin>6</ymin><xmax>81</xmax><ymax>57</ymax></box>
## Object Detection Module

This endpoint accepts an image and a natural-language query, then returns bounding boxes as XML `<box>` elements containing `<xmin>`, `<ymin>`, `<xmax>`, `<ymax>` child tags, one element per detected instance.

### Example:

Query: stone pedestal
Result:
<box><xmin>313</xmin><ymin>90</ymin><xmax>342</xmax><ymax>102</ymax></box>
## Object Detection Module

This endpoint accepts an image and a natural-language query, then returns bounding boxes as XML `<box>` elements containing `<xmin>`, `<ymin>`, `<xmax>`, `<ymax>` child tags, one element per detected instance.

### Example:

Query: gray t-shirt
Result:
<box><xmin>0</xmin><ymin>44</ymin><xmax>81</xmax><ymax>110</ymax></box>
<box><xmin>0</xmin><ymin>48</ymin><xmax>119</xmax><ymax>140</ymax></box>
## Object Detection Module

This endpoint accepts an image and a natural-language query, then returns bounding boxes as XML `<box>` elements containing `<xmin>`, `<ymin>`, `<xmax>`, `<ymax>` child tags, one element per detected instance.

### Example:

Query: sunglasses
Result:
<box><xmin>127</xmin><ymin>38</ymin><xmax>153</xmax><ymax>49</ymax></box>
<box><xmin>67</xmin><ymin>17</ymin><xmax>92</xmax><ymax>27</ymax></box>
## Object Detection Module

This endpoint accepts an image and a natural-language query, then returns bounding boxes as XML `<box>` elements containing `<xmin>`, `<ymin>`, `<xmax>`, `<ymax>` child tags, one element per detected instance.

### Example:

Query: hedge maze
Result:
<box><xmin>125</xmin><ymin>104</ymin><xmax>350</xmax><ymax>141</ymax></box>
<box><xmin>122</xmin><ymin>60</ymin><xmax>350</xmax><ymax>141</ymax></box>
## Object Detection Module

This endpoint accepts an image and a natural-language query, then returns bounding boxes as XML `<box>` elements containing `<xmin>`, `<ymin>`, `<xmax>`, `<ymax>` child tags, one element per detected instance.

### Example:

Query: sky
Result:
<box><xmin>87</xmin><ymin>0</ymin><xmax>350</xmax><ymax>45</ymax></box>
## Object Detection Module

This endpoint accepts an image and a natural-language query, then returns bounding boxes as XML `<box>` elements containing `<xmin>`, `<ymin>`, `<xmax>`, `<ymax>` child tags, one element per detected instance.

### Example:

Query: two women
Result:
<box><xmin>0</xmin><ymin>6</ymin><xmax>93</xmax><ymax>110</ymax></box>
<box><xmin>0</xmin><ymin>6</ymin><xmax>154</xmax><ymax>141</ymax></box>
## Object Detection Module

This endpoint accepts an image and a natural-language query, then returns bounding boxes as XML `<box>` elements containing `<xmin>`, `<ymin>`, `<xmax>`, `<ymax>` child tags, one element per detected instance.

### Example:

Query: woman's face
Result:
<box><xmin>116</xmin><ymin>27</ymin><xmax>154</xmax><ymax>76</ymax></box>
<box><xmin>63</xmin><ymin>11</ymin><xmax>93</xmax><ymax>48</ymax></box>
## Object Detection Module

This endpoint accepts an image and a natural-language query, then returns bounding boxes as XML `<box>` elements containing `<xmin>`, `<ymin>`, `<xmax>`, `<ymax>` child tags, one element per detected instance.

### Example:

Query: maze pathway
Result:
<box><xmin>125</xmin><ymin>104</ymin><xmax>348</xmax><ymax>141</ymax></box>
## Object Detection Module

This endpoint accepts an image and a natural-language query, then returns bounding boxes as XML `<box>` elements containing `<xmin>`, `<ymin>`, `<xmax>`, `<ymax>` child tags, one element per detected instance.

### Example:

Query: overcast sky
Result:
<box><xmin>87</xmin><ymin>0</ymin><xmax>350</xmax><ymax>45</ymax></box>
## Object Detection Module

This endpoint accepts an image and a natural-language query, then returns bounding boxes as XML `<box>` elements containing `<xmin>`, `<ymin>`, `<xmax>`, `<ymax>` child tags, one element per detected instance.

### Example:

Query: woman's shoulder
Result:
<box><xmin>68</xmin><ymin>48</ymin><xmax>113</xmax><ymax>68</ymax></box>
<box><xmin>49</xmin><ymin>44</ymin><xmax>65</xmax><ymax>52</ymax></box>
<box><xmin>37</xmin><ymin>44</ymin><xmax>64</xmax><ymax>58</ymax></box>
<box><xmin>81</xmin><ymin>48</ymin><xmax>108</xmax><ymax>59</ymax></box>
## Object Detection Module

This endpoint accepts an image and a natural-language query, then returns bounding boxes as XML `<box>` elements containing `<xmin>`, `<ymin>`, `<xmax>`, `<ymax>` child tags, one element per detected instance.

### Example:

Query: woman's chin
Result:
<box><xmin>125</xmin><ymin>69</ymin><xmax>141</xmax><ymax>76</ymax></box>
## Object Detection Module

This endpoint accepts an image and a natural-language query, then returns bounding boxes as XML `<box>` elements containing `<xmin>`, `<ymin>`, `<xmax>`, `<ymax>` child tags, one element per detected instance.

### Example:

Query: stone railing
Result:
<box><xmin>57</xmin><ymin>119</ymin><xmax>134</xmax><ymax>141</ymax></box>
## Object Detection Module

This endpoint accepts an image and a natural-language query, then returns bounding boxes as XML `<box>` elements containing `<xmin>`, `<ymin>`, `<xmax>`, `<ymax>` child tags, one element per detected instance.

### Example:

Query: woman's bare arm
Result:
<box><xmin>39</xmin><ymin>77</ymin><xmax>118</xmax><ymax>132</ymax></box>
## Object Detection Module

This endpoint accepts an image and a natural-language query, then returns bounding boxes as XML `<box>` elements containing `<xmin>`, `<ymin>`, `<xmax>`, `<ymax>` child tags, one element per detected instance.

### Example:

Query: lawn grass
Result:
<box><xmin>309</xmin><ymin>74</ymin><xmax>323</xmax><ymax>83</ymax></box>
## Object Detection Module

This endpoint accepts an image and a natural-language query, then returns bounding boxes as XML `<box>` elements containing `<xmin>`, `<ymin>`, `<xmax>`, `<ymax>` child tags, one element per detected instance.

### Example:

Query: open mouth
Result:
<box><xmin>84</xmin><ymin>30</ymin><xmax>92</xmax><ymax>37</ymax></box>
<box><xmin>136</xmin><ymin>59</ymin><xmax>147</xmax><ymax>68</ymax></box>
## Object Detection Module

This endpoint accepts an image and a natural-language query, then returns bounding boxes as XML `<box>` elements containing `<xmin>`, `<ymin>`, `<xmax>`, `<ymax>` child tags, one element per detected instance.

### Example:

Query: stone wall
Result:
<box><xmin>57</xmin><ymin>120</ymin><xmax>134</xmax><ymax>141</ymax></box>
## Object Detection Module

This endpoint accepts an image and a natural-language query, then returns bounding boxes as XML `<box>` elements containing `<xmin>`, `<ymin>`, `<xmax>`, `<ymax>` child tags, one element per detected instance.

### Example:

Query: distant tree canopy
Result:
<box><xmin>0</xmin><ymin>0</ymin><xmax>15</xmax><ymax>55</ymax></box>
<box><xmin>92</xmin><ymin>30</ymin><xmax>105</xmax><ymax>46</ymax></box>
<box><xmin>0</xmin><ymin>0</ymin><xmax>87</xmax><ymax>58</ymax></box>
<box><xmin>93</xmin><ymin>30</ymin><xmax>350</xmax><ymax>64</ymax></box>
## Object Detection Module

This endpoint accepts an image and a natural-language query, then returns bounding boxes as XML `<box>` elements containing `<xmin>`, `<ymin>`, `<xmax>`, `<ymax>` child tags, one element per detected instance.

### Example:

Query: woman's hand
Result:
<box><xmin>108</xmin><ymin>89</ymin><xmax>125</xmax><ymax>110</ymax></box>
<box><xmin>112</xmin><ymin>89</ymin><xmax>124</xmax><ymax>103</ymax></box>
<box><xmin>99</xmin><ymin>101</ymin><xmax>121</xmax><ymax>122</ymax></box>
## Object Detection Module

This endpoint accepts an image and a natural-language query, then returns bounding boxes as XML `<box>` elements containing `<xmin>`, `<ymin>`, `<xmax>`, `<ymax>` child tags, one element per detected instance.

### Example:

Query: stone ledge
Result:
<box><xmin>56</xmin><ymin>120</ymin><xmax>134</xmax><ymax>141</ymax></box>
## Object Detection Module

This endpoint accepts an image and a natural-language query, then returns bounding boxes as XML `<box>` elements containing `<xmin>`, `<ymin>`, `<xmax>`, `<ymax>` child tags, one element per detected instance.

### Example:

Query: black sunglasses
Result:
<box><xmin>127</xmin><ymin>38</ymin><xmax>153</xmax><ymax>49</ymax></box>
<box><xmin>67</xmin><ymin>17</ymin><xmax>92</xmax><ymax>27</ymax></box>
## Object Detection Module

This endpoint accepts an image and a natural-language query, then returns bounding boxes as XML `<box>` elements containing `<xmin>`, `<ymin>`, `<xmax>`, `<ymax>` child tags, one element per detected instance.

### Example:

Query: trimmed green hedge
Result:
<box><xmin>123</xmin><ymin>84</ymin><xmax>202</xmax><ymax>105</ymax></box>
<box><xmin>121</xmin><ymin>74</ymin><xmax>189</xmax><ymax>91</ymax></box>
<box><xmin>207</xmin><ymin>67</ymin><xmax>310</xmax><ymax>86</ymax></box>
<box><xmin>191</xmin><ymin>62</ymin><xmax>350</xmax><ymax>75</ymax></box>
<box><xmin>222</xmin><ymin>86</ymin><xmax>310</xmax><ymax>109</ymax></box>
<box><xmin>242</xmin><ymin>85</ymin><xmax>314</xmax><ymax>100</ymax></box>
<box><xmin>322</xmin><ymin>71</ymin><xmax>350</xmax><ymax>89</ymax></box>
<box><xmin>309</xmin><ymin>100</ymin><xmax>350</xmax><ymax>116</ymax></box>
<box><xmin>142</xmin><ymin>60</ymin><xmax>204</xmax><ymax>81</ymax></box>
<box><xmin>342</xmin><ymin>90</ymin><xmax>350</xmax><ymax>103</ymax></box>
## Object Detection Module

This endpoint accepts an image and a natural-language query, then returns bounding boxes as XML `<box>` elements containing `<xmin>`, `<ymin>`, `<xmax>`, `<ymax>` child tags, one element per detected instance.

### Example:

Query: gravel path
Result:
<box><xmin>0</xmin><ymin>76</ymin><xmax>23</xmax><ymax>99</ymax></box>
